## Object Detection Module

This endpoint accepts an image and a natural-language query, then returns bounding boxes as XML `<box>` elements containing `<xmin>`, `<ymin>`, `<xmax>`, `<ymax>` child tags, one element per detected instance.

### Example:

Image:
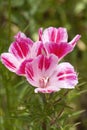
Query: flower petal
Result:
<box><xmin>45</xmin><ymin>42</ymin><xmax>73</xmax><ymax>60</ymax></box>
<box><xmin>38</xmin><ymin>28</ymin><xmax>43</xmax><ymax>41</ymax></box>
<box><xmin>45</xmin><ymin>34</ymin><xmax>81</xmax><ymax>60</ymax></box>
<box><xmin>49</xmin><ymin>62</ymin><xmax>78</xmax><ymax>89</ymax></box>
<box><xmin>14</xmin><ymin>32</ymin><xmax>33</xmax><ymax>46</ymax></box>
<box><xmin>25</xmin><ymin>60</ymin><xmax>39</xmax><ymax>87</ymax></box>
<box><xmin>55</xmin><ymin>27</ymin><xmax>68</xmax><ymax>43</ymax></box>
<box><xmin>25</xmin><ymin>54</ymin><xmax>58</xmax><ymax>88</ymax></box>
<box><xmin>40</xmin><ymin>27</ymin><xmax>81</xmax><ymax>60</ymax></box>
<box><xmin>37</xmin><ymin>54</ymin><xmax>58</xmax><ymax>77</ymax></box>
<box><xmin>9</xmin><ymin>32</ymin><xmax>33</xmax><ymax>60</ymax></box>
<box><xmin>1</xmin><ymin>53</ymin><xmax>20</xmax><ymax>72</ymax></box>
<box><xmin>42</xmin><ymin>27</ymin><xmax>68</xmax><ymax>43</ymax></box>
<box><xmin>69</xmin><ymin>34</ymin><xmax>81</xmax><ymax>46</ymax></box>
<box><xmin>16</xmin><ymin>59</ymin><xmax>33</xmax><ymax>75</ymax></box>
<box><xmin>35</xmin><ymin>86</ymin><xmax>60</xmax><ymax>93</ymax></box>
<box><xmin>14</xmin><ymin>31</ymin><xmax>27</xmax><ymax>40</ymax></box>
<box><xmin>30</xmin><ymin>41</ymin><xmax>47</xmax><ymax>58</ymax></box>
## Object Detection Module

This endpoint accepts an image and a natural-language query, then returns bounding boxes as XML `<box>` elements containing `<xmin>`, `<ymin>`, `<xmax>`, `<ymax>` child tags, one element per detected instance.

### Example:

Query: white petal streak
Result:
<box><xmin>1</xmin><ymin>53</ymin><xmax>20</xmax><ymax>72</ymax></box>
<box><xmin>49</xmin><ymin>62</ymin><xmax>78</xmax><ymax>89</ymax></box>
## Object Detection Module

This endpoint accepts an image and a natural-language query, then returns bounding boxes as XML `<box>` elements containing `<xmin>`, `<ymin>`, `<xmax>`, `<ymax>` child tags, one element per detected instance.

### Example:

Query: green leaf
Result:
<box><xmin>68</xmin><ymin>110</ymin><xmax>85</xmax><ymax>118</ymax></box>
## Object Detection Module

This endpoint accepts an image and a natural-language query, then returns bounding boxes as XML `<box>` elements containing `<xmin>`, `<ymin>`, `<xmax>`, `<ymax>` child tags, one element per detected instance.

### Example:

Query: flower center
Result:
<box><xmin>39</xmin><ymin>77</ymin><xmax>49</xmax><ymax>88</ymax></box>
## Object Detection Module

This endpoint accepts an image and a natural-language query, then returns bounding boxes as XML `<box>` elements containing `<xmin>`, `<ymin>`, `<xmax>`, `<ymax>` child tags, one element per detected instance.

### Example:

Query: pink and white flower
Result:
<box><xmin>1</xmin><ymin>32</ymin><xmax>33</xmax><ymax>75</ymax></box>
<box><xmin>38</xmin><ymin>27</ymin><xmax>81</xmax><ymax>60</ymax></box>
<box><xmin>25</xmin><ymin>54</ymin><xmax>78</xmax><ymax>93</ymax></box>
<box><xmin>0</xmin><ymin>27</ymin><xmax>80</xmax><ymax>94</ymax></box>
<box><xmin>0</xmin><ymin>32</ymin><xmax>48</xmax><ymax>76</ymax></box>
<box><xmin>30</xmin><ymin>41</ymin><xmax>47</xmax><ymax>58</ymax></box>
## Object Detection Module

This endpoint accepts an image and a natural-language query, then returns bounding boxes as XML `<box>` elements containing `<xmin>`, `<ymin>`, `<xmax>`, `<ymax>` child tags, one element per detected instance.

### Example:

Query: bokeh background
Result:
<box><xmin>0</xmin><ymin>0</ymin><xmax>87</xmax><ymax>130</ymax></box>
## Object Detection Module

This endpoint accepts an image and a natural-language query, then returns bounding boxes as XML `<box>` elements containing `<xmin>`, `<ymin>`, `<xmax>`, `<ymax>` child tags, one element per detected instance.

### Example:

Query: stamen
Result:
<box><xmin>39</xmin><ymin>77</ymin><xmax>49</xmax><ymax>88</ymax></box>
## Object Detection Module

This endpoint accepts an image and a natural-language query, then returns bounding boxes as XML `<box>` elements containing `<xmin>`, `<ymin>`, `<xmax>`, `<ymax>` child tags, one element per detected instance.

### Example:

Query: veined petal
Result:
<box><xmin>55</xmin><ymin>27</ymin><xmax>68</xmax><ymax>43</ymax></box>
<box><xmin>50</xmin><ymin>62</ymin><xmax>78</xmax><ymax>89</ymax></box>
<box><xmin>1</xmin><ymin>53</ymin><xmax>20</xmax><ymax>72</ymax></box>
<box><xmin>9</xmin><ymin>32</ymin><xmax>33</xmax><ymax>60</ymax></box>
<box><xmin>42</xmin><ymin>27</ymin><xmax>68</xmax><ymax>43</ymax></box>
<box><xmin>25</xmin><ymin>54</ymin><xmax>58</xmax><ymax>88</ymax></box>
<box><xmin>14</xmin><ymin>32</ymin><xmax>33</xmax><ymax>46</ymax></box>
<box><xmin>14</xmin><ymin>31</ymin><xmax>27</xmax><ymax>40</ymax></box>
<box><xmin>25</xmin><ymin>60</ymin><xmax>39</xmax><ymax>87</ymax></box>
<box><xmin>40</xmin><ymin>27</ymin><xmax>81</xmax><ymax>60</ymax></box>
<box><xmin>30</xmin><ymin>41</ymin><xmax>47</xmax><ymax>58</ymax></box>
<box><xmin>38</xmin><ymin>28</ymin><xmax>43</xmax><ymax>41</ymax></box>
<box><xmin>37</xmin><ymin>54</ymin><xmax>58</xmax><ymax>77</ymax></box>
<box><xmin>16</xmin><ymin>59</ymin><xmax>33</xmax><ymax>75</ymax></box>
<box><xmin>45</xmin><ymin>42</ymin><xmax>73</xmax><ymax>61</ymax></box>
<box><xmin>69</xmin><ymin>34</ymin><xmax>81</xmax><ymax>46</ymax></box>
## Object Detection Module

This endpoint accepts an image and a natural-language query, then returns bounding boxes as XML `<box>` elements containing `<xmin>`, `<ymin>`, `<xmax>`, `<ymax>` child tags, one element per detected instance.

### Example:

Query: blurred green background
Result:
<box><xmin>0</xmin><ymin>0</ymin><xmax>87</xmax><ymax>130</ymax></box>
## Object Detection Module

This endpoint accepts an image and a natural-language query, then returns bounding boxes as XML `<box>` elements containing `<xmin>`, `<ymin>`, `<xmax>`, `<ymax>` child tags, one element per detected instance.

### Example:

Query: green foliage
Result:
<box><xmin>0</xmin><ymin>0</ymin><xmax>87</xmax><ymax>130</ymax></box>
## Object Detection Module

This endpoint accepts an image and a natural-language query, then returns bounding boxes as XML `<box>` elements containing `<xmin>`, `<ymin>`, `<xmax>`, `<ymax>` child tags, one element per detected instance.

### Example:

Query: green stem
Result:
<box><xmin>4</xmin><ymin>0</ymin><xmax>11</xmax><ymax>114</ymax></box>
<box><xmin>8</xmin><ymin>0</ymin><xmax>11</xmax><ymax>43</ymax></box>
<box><xmin>42</xmin><ymin>121</ymin><xmax>47</xmax><ymax>130</ymax></box>
<box><xmin>54</xmin><ymin>90</ymin><xmax>69</xmax><ymax>105</ymax></box>
<box><xmin>50</xmin><ymin>108</ymin><xmax>64</xmax><ymax>126</ymax></box>
<box><xmin>41</xmin><ymin>94</ymin><xmax>47</xmax><ymax>130</ymax></box>
<box><xmin>23</xmin><ymin>23</ymin><xmax>30</xmax><ymax>33</ymax></box>
<box><xmin>4</xmin><ymin>82</ymin><xmax>11</xmax><ymax>130</ymax></box>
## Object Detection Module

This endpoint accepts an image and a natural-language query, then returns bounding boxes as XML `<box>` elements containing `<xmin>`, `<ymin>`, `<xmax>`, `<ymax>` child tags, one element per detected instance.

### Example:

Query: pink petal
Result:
<box><xmin>40</xmin><ymin>27</ymin><xmax>81</xmax><ymax>60</ymax></box>
<box><xmin>37</xmin><ymin>54</ymin><xmax>58</xmax><ymax>77</ymax></box>
<box><xmin>38</xmin><ymin>28</ymin><xmax>43</xmax><ymax>41</ymax></box>
<box><xmin>45</xmin><ymin>42</ymin><xmax>73</xmax><ymax>61</ymax></box>
<box><xmin>50</xmin><ymin>62</ymin><xmax>78</xmax><ymax>89</ymax></box>
<box><xmin>55</xmin><ymin>27</ymin><xmax>68</xmax><ymax>43</ymax></box>
<box><xmin>1</xmin><ymin>53</ymin><xmax>20</xmax><ymax>72</ymax></box>
<box><xmin>42</xmin><ymin>27</ymin><xmax>68</xmax><ymax>43</ymax></box>
<box><xmin>14</xmin><ymin>31</ymin><xmax>27</xmax><ymax>40</ymax></box>
<box><xmin>9</xmin><ymin>32</ymin><xmax>33</xmax><ymax>60</ymax></box>
<box><xmin>69</xmin><ymin>34</ymin><xmax>81</xmax><ymax>46</ymax></box>
<box><xmin>16</xmin><ymin>59</ymin><xmax>33</xmax><ymax>75</ymax></box>
<box><xmin>14</xmin><ymin>32</ymin><xmax>33</xmax><ymax>46</ymax></box>
<box><xmin>25</xmin><ymin>54</ymin><xmax>58</xmax><ymax>88</ymax></box>
<box><xmin>35</xmin><ymin>86</ymin><xmax>60</xmax><ymax>93</ymax></box>
<box><xmin>25</xmin><ymin>60</ymin><xmax>39</xmax><ymax>87</ymax></box>
<box><xmin>30</xmin><ymin>41</ymin><xmax>47</xmax><ymax>58</ymax></box>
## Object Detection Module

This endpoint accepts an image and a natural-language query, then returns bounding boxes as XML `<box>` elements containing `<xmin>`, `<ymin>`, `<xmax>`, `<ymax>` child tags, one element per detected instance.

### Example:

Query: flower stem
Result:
<box><xmin>41</xmin><ymin>94</ymin><xmax>47</xmax><ymax>130</ymax></box>
<box><xmin>42</xmin><ymin>122</ymin><xmax>47</xmax><ymax>130</ymax></box>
